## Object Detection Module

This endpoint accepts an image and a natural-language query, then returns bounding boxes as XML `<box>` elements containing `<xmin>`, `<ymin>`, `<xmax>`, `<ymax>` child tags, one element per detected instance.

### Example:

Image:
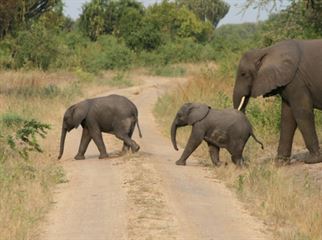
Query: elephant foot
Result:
<box><xmin>121</xmin><ymin>146</ymin><xmax>130</xmax><ymax>153</ymax></box>
<box><xmin>274</xmin><ymin>155</ymin><xmax>291</xmax><ymax>166</ymax></box>
<box><xmin>232</xmin><ymin>157</ymin><xmax>245</xmax><ymax>168</ymax></box>
<box><xmin>175</xmin><ymin>160</ymin><xmax>186</xmax><ymax>166</ymax></box>
<box><xmin>99</xmin><ymin>153</ymin><xmax>109</xmax><ymax>159</ymax></box>
<box><xmin>74</xmin><ymin>154</ymin><xmax>85</xmax><ymax>160</ymax></box>
<box><xmin>304</xmin><ymin>154</ymin><xmax>322</xmax><ymax>164</ymax></box>
<box><xmin>131</xmin><ymin>143</ymin><xmax>140</xmax><ymax>153</ymax></box>
<box><xmin>236</xmin><ymin>161</ymin><xmax>245</xmax><ymax>168</ymax></box>
<box><xmin>213</xmin><ymin>160</ymin><xmax>223</xmax><ymax>167</ymax></box>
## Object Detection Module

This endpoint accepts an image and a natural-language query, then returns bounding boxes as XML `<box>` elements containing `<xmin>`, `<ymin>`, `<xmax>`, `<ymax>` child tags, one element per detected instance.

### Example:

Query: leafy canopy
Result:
<box><xmin>0</xmin><ymin>0</ymin><xmax>62</xmax><ymax>37</ymax></box>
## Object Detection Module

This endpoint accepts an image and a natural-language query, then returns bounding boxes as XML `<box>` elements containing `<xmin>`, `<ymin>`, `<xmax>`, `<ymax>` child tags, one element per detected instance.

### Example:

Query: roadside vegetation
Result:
<box><xmin>155</xmin><ymin>1</ymin><xmax>322</xmax><ymax>239</ymax></box>
<box><xmin>1</xmin><ymin>0</ymin><xmax>322</xmax><ymax>239</ymax></box>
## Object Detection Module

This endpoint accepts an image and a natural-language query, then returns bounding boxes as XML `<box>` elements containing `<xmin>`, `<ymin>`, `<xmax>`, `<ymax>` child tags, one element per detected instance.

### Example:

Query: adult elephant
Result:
<box><xmin>58</xmin><ymin>94</ymin><xmax>142</xmax><ymax>160</ymax></box>
<box><xmin>233</xmin><ymin>39</ymin><xmax>322</xmax><ymax>164</ymax></box>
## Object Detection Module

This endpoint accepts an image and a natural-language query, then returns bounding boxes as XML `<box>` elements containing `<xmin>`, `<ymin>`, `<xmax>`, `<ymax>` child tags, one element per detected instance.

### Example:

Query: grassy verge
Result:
<box><xmin>0</xmin><ymin>69</ymin><xmax>134</xmax><ymax>240</ymax></box>
<box><xmin>154</xmin><ymin>63</ymin><xmax>322</xmax><ymax>240</ymax></box>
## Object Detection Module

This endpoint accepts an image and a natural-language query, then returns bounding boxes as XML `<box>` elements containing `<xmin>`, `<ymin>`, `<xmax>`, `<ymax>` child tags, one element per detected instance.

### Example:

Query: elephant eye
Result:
<box><xmin>241</xmin><ymin>72</ymin><xmax>246</xmax><ymax>77</ymax></box>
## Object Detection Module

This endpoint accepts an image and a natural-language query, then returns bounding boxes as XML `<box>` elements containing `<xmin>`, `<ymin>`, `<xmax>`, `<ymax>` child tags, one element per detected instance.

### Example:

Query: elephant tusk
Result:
<box><xmin>237</xmin><ymin>96</ymin><xmax>246</xmax><ymax>111</ymax></box>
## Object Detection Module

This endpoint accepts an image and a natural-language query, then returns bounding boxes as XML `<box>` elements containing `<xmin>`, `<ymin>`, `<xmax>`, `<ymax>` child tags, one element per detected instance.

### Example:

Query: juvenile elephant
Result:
<box><xmin>171</xmin><ymin>103</ymin><xmax>263</xmax><ymax>166</ymax></box>
<box><xmin>58</xmin><ymin>94</ymin><xmax>142</xmax><ymax>160</ymax></box>
<box><xmin>233</xmin><ymin>39</ymin><xmax>322</xmax><ymax>164</ymax></box>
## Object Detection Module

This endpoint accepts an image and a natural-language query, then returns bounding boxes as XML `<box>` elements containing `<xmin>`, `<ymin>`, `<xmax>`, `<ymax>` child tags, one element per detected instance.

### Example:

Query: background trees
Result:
<box><xmin>1</xmin><ymin>0</ymin><xmax>322</xmax><ymax>72</ymax></box>
<box><xmin>177</xmin><ymin>0</ymin><xmax>230</xmax><ymax>27</ymax></box>
<box><xmin>79</xmin><ymin>0</ymin><xmax>221</xmax><ymax>45</ymax></box>
<box><xmin>0</xmin><ymin>0</ymin><xmax>62</xmax><ymax>37</ymax></box>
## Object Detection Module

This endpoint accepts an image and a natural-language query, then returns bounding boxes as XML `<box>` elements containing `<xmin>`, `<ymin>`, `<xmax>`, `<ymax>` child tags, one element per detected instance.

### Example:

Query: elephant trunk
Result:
<box><xmin>58</xmin><ymin>127</ymin><xmax>67</xmax><ymax>160</ymax></box>
<box><xmin>171</xmin><ymin>119</ymin><xmax>179</xmax><ymax>151</ymax></box>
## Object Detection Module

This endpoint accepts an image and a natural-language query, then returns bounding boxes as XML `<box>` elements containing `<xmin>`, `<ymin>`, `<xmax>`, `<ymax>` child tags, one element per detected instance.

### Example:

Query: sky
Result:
<box><xmin>63</xmin><ymin>0</ymin><xmax>287</xmax><ymax>26</ymax></box>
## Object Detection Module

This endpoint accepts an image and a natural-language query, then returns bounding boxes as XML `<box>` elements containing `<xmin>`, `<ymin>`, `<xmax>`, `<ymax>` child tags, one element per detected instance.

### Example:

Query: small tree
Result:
<box><xmin>145</xmin><ymin>1</ymin><xmax>213</xmax><ymax>43</ymax></box>
<box><xmin>79</xmin><ymin>0</ymin><xmax>109</xmax><ymax>40</ymax></box>
<box><xmin>176</xmin><ymin>0</ymin><xmax>230</xmax><ymax>27</ymax></box>
<box><xmin>0</xmin><ymin>0</ymin><xmax>62</xmax><ymax>37</ymax></box>
<box><xmin>79</xmin><ymin>0</ymin><xmax>144</xmax><ymax>40</ymax></box>
<box><xmin>5</xmin><ymin>119</ymin><xmax>50</xmax><ymax>160</ymax></box>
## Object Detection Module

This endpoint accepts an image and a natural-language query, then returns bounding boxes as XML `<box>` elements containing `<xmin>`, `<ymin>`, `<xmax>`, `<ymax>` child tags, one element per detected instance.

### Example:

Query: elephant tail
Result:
<box><xmin>251</xmin><ymin>132</ymin><xmax>264</xmax><ymax>150</ymax></box>
<box><xmin>136</xmin><ymin>119</ymin><xmax>142</xmax><ymax>138</ymax></box>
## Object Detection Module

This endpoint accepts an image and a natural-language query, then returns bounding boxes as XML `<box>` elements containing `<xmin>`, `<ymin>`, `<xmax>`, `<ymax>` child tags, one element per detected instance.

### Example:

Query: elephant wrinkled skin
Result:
<box><xmin>171</xmin><ymin>103</ymin><xmax>263</xmax><ymax>166</ymax></box>
<box><xmin>233</xmin><ymin>39</ymin><xmax>322</xmax><ymax>164</ymax></box>
<box><xmin>58</xmin><ymin>94</ymin><xmax>142</xmax><ymax>160</ymax></box>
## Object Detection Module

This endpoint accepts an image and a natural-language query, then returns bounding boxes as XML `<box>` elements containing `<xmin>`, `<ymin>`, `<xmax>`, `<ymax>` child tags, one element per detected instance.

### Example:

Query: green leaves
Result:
<box><xmin>79</xmin><ymin>0</ymin><xmax>109</xmax><ymax>40</ymax></box>
<box><xmin>2</xmin><ymin>119</ymin><xmax>50</xmax><ymax>160</ymax></box>
<box><xmin>79</xmin><ymin>0</ymin><xmax>144</xmax><ymax>41</ymax></box>
<box><xmin>0</xmin><ymin>0</ymin><xmax>62</xmax><ymax>38</ymax></box>
<box><xmin>243</xmin><ymin>0</ymin><xmax>322</xmax><ymax>44</ymax></box>
<box><xmin>177</xmin><ymin>0</ymin><xmax>230</xmax><ymax>27</ymax></box>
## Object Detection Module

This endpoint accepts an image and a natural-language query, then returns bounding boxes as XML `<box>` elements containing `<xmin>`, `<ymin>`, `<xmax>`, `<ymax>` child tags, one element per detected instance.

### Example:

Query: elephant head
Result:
<box><xmin>58</xmin><ymin>100</ymin><xmax>89</xmax><ymax>159</ymax></box>
<box><xmin>233</xmin><ymin>40</ymin><xmax>301</xmax><ymax>112</ymax></box>
<box><xmin>171</xmin><ymin>103</ymin><xmax>210</xmax><ymax>151</ymax></box>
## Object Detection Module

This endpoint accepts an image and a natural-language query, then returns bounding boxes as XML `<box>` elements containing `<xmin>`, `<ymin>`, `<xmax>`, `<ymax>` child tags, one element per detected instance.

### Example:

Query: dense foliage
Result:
<box><xmin>0</xmin><ymin>0</ymin><xmax>230</xmax><ymax>71</ymax></box>
<box><xmin>0</xmin><ymin>0</ymin><xmax>322</xmax><ymax>73</ymax></box>
<box><xmin>0</xmin><ymin>0</ymin><xmax>64</xmax><ymax>37</ymax></box>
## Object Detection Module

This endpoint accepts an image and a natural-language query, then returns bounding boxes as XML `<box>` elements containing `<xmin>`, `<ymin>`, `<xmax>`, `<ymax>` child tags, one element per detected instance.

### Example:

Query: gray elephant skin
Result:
<box><xmin>171</xmin><ymin>103</ymin><xmax>263</xmax><ymax>166</ymax></box>
<box><xmin>58</xmin><ymin>94</ymin><xmax>142</xmax><ymax>160</ymax></box>
<box><xmin>233</xmin><ymin>39</ymin><xmax>322</xmax><ymax>164</ymax></box>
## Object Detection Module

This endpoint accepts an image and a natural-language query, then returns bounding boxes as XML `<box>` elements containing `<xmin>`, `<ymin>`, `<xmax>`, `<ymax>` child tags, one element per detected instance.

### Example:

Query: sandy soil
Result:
<box><xmin>40</xmin><ymin>76</ymin><xmax>271</xmax><ymax>240</ymax></box>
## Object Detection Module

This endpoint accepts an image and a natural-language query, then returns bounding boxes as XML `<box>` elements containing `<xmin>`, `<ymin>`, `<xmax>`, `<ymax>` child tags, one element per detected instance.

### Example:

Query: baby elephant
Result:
<box><xmin>58</xmin><ymin>94</ymin><xmax>142</xmax><ymax>160</ymax></box>
<box><xmin>171</xmin><ymin>103</ymin><xmax>263</xmax><ymax>166</ymax></box>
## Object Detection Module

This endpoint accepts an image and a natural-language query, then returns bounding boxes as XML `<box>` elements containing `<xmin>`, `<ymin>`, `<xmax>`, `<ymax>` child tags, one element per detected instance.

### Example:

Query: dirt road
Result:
<box><xmin>40</xmin><ymin>76</ymin><xmax>270</xmax><ymax>240</ymax></box>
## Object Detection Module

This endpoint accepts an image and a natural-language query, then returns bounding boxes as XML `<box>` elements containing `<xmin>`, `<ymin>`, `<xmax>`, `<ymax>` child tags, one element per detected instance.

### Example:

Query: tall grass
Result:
<box><xmin>154</xmin><ymin>63</ymin><xmax>322</xmax><ymax>240</ymax></box>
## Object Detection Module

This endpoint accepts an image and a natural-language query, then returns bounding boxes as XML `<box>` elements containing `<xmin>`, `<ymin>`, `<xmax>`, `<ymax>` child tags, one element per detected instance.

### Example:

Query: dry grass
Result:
<box><xmin>0</xmin><ymin>69</ymin><xmax>135</xmax><ymax>240</ymax></box>
<box><xmin>154</xmin><ymin>63</ymin><xmax>322</xmax><ymax>240</ymax></box>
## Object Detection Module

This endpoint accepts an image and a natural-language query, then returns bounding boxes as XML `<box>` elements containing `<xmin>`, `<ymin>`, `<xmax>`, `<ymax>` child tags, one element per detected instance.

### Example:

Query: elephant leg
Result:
<box><xmin>176</xmin><ymin>128</ymin><xmax>204</xmax><ymax>166</ymax></box>
<box><xmin>207</xmin><ymin>144</ymin><xmax>222</xmax><ymax>167</ymax></box>
<box><xmin>121</xmin><ymin>123</ymin><xmax>135</xmax><ymax>153</ymax></box>
<box><xmin>115</xmin><ymin>132</ymin><xmax>140</xmax><ymax>153</ymax></box>
<box><xmin>231</xmin><ymin>154</ymin><xmax>244</xmax><ymax>167</ymax></box>
<box><xmin>75</xmin><ymin>127</ymin><xmax>92</xmax><ymax>160</ymax></box>
<box><xmin>229</xmin><ymin>142</ymin><xmax>245</xmax><ymax>167</ymax></box>
<box><xmin>90</xmin><ymin>127</ymin><xmax>108</xmax><ymax>159</ymax></box>
<box><xmin>277</xmin><ymin>100</ymin><xmax>297</xmax><ymax>161</ymax></box>
<box><xmin>290</xmin><ymin>94</ymin><xmax>321</xmax><ymax>164</ymax></box>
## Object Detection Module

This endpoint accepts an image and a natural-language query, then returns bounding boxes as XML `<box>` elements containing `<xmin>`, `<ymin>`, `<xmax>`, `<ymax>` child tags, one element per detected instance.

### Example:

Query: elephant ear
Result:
<box><xmin>187</xmin><ymin>103</ymin><xmax>211</xmax><ymax>125</ymax></box>
<box><xmin>251</xmin><ymin>40</ymin><xmax>300</xmax><ymax>97</ymax></box>
<box><xmin>71</xmin><ymin>100</ymin><xmax>90</xmax><ymax>128</ymax></box>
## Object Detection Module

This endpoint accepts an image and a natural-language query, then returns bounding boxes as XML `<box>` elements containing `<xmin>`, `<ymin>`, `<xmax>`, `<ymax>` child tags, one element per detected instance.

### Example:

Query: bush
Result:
<box><xmin>81</xmin><ymin>36</ymin><xmax>134</xmax><ymax>73</ymax></box>
<box><xmin>11</xmin><ymin>23</ymin><xmax>60</xmax><ymax>70</ymax></box>
<box><xmin>51</xmin><ymin>31</ymin><xmax>91</xmax><ymax>70</ymax></box>
<box><xmin>156</xmin><ymin>38</ymin><xmax>214</xmax><ymax>64</ymax></box>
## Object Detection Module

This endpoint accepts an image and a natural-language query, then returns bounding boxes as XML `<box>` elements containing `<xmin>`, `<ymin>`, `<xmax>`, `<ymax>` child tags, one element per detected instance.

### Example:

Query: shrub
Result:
<box><xmin>157</xmin><ymin>38</ymin><xmax>213</xmax><ymax>64</ymax></box>
<box><xmin>51</xmin><ymin>31</ymin><xmax>90</xmax><ymax>70</ymax></box>
<box><xmin>10</xmin><ymin>23</ymin><xmax>60</xmax><ymax>70</ymax></box>
<box><xmin>81</xmin><ymin>36</ymin><xmax>134</xmax><ymax>73</ymax></box>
